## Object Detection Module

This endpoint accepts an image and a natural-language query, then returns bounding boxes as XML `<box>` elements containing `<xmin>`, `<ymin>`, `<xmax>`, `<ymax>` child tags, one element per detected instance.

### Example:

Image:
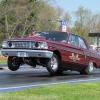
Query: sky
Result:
<box><xmin>56</xmin><ymin>0</ymin><xmax>100</xmax><ymax>26</ymax></box>
<box><xmin>56</xmin><ymin>0</ymin><xmax>100</xmax><ymax>14</ymax></box>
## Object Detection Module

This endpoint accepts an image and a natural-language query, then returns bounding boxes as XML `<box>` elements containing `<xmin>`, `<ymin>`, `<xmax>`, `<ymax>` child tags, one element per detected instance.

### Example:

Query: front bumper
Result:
<box><xmin>1</xmin><ymin>49</ymin><xmax>53</xmax><ymax>58</ymax></box>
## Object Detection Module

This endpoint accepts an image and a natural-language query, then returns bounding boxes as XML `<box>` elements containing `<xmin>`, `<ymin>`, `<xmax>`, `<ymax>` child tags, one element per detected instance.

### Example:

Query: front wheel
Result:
<box><xmin>8</xmin><ymin>56</ymin><xmax>20</xmax><ymax>71</ymax></box>
<box><xmin>80</xmin><ymin>62</ymin><xmax>94</xmax><ymax>75</ymax></box>
<box><xmin>46</xmin><ymin>54</ymin><xmax>59</xmax><ymax>74</ymax></box>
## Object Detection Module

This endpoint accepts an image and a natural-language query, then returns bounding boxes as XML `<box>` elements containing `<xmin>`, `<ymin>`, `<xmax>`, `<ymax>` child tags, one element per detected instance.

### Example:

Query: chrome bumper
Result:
<box><xmin>1</xmin><ymin>49</ymin><xmax>53</xmax><ymax>58</ymax></box>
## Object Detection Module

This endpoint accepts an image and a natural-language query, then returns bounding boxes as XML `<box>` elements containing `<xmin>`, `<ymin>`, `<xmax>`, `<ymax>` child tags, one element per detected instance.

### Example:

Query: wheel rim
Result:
<box><xmin>88</xmin><ymin>62</ymin><xmax>94</xmax><ymax>72</ymax></box>
<box><xmin>51</xmin><ymin>56</ymin><xmax>58</xmax><ymax>70</ymax></box>
<box><xmin>12</xmin><ymin>57</ymin><xmax>19</xmax><ymax>68</ymax></box>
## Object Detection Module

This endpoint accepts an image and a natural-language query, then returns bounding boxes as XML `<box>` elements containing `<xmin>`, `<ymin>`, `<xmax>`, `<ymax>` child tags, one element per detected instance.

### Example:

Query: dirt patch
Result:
<box><xmin>0</xmin><ymin>57</ymin><xmax>8</xmax><ymax>60</ymax></box>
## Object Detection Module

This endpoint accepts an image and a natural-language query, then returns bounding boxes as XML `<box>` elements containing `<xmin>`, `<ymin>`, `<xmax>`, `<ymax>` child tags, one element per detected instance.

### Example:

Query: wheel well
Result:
<box><xmin>53</xmin><ymin>50</ymin><xmax>61</xmax><ymax>60</ymax></box>
<box><xmin>93</xmin><ymin>62</ymin><xmax>97</xmax><ymax>68</ymax></box>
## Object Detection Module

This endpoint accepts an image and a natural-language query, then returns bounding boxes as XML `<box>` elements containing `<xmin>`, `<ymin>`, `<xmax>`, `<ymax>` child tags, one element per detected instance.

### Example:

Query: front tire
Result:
<box><xmin>80</xmin><ymin>62</ymin><xmax>94</xmax><ymax>75</ymax></box>
<box><xmin>46</xmin><ymin>54</ymin><xmax>59</xmax><ymax>74</ymax></box>
<box><xmin>8</xmin><ymin>56</ymin><xmax>20</xmax><ymax>71</ymax></box>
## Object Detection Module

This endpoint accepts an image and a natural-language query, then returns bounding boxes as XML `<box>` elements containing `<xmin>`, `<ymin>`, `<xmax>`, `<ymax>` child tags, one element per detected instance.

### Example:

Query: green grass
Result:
<box><xmin>0</xmin><ymin>60</ymin><xmax>7</xmax><ymax>64</ymax></box>
<box><xmin>0</xmin><ymin>83</ymin><xmax>100</xmax><ymax>100</ymax></box>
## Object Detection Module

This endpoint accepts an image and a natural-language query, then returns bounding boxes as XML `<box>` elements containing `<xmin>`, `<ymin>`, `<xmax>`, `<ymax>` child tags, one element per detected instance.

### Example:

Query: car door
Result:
<box><xmin>78</xmin><ymin>36</ymin><xmax>88</xmax><ymax>65</ymax></box>
<box><xmin>66</xmin><ymin>34</ymin><xmax>87</xmax><ymax>66</ymax></box>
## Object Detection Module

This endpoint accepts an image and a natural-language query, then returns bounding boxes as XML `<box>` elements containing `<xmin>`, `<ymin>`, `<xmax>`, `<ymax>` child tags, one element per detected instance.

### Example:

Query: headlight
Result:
<box><xmin>39</xmin><ymin>42</ymin><xmax>48</xmax><ymax>49</ymax></box>
<box><xmin>34</xmin><ymin>42</ymin><xmax>48</xmax><ymax>49</ymax></box>
<box><xmin>2</xmin><ymin>41</ymin><xmax>8</xmax><ymax>48</ymax></box>
<box><xmin>8</xmin><ymin>42</ymin><xmax>15</xmax><ymax>48</ymax></box>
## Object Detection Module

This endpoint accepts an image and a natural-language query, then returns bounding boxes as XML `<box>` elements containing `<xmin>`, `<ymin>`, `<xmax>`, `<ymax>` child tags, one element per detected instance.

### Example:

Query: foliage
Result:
<box><xmin>0</xmin><ymin>1</ymin><xmax>100</xmax><ymax>44</ymax></box>
<box><xmin>72</xmin><ymin>6</ymin><xmax>100</xmax><ymax>44</ymax></box>
<box><xmin>0</xmin><ymin>0</ymin><xmax>70</xmax><ymax>43</ymax></box>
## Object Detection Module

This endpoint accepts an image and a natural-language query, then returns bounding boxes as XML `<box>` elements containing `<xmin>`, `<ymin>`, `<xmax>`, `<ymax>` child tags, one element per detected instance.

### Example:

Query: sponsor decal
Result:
<box><xmin>69</xmin><ymin>53</ymin><xmax>80</xmax><ymax>61</ymax></box>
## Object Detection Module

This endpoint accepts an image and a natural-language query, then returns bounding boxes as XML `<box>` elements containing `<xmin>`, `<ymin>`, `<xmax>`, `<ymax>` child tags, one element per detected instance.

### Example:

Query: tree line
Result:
<box><xmin>0</xmin><ymin>0</ymin><xmax>100</xmax><ymax>44</ymax></box>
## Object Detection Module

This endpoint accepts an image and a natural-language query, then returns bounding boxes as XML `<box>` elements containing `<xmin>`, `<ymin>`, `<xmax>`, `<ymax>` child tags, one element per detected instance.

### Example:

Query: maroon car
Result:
<box><xmin>1</xmin><ymin>31</ymin><xmax>100</xmax><ymax>75</ymax></box>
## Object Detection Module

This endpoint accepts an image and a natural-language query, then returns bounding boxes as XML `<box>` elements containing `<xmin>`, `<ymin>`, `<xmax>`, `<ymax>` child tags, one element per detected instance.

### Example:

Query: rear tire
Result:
<box><xmin>8</xmin><ymin>56</ymin><xmax>20</xmax><ymax>71</ymax></box>
<box><xmin>46</xmin><ymin>54</ymin><xmax>59</xmax><ymax>75</ymax></box>
<box><xmin>80</xmin><ymin>62</ymin><xmax>94</xmax><ymax>75</ymax></box>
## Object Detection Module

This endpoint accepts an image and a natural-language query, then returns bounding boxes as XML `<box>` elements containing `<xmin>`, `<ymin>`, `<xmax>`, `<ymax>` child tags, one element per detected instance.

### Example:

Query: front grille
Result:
<box><xmin>14</xmin><ymin>42</ymin><xmax>30</xmax><ymax>48</ymax></box>
<box><xmin>9</xmin><ymin>41</ymin><xmax>31</xmax><ymax>48</ymax></box>
<box><xmin>7</xmin><ymin>41</ymin><xmax>43</xmax><ymax>49</ymax></box>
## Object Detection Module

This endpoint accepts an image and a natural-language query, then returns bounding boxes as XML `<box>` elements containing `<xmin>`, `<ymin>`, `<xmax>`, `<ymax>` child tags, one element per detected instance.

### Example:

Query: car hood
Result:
<box><xmin>4</xmin><ymin>36</ymin><xmax>46</xmax><ymax>42</ymax></box>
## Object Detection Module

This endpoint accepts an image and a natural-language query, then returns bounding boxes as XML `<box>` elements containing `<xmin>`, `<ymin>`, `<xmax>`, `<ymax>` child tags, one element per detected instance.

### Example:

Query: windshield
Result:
<box><xmin>36</xmin><ymin>32</ymin><xmax>68</xmax><ymax>42</ymax></box>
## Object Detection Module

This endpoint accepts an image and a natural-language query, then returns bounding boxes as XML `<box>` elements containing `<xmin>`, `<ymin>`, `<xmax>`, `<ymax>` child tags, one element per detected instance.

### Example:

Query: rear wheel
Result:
<box><xmin>8</xmin><ymin>56</ymin><xmax>20</xmax><ymax>71</ymax></box>
<box><xmin>80</xmin><ymin>62</ymin><xmax>94</xmax><ymax>75</ymax></box>
<box><xmin>46</xmin><ymin>54</ymin><xmax>59</xmax><ymax>75</ymax></box>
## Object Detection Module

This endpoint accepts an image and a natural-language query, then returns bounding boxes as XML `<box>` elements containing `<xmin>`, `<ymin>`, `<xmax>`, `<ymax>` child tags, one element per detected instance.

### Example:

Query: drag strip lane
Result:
<box><xmin>0</xmin><ymin>66</ymin><xmax>100</xmax><ymax>92</ymax></box>
<box><xmin>1</xmin><ymin>78</ymin><xmax>100</xmax><ymax>93</ymax></box>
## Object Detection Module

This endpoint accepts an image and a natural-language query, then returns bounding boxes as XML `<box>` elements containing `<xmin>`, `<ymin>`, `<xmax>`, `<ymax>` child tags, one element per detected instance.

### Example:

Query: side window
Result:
<box><xmin>68</xmin><ymin>34</ymin><xmax>79</xmax><ymax>46</ymax></box>
<box><xmin>78</xmin><ymin>37</ymin><xmax>87</xmax><ymax>49</ymax></box>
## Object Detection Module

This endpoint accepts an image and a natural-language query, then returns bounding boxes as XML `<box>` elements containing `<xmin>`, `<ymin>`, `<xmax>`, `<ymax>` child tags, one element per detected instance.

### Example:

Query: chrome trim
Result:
<box><xmin>5</xmin><ymin>41</ymin><xmax>48</xmax><ymax>49</ymax></box>
<box><xmin>49</xmin><ymin>44</ymin><xmax>100</xmax><ymax>59</ymax></box>
<box><xmin>1</xmin><ymin>49</ymin><xmax>53</xmax><ymax>58</ymax></box>
<box><xmin>6</xmin><ymin>41</ymin><xmax>32</xmax><ymax>48</ymax></box>
<box><xmin>49</xmin><ymin>44</ymin><xmax>83</xmax><ymax>55</ymax></box>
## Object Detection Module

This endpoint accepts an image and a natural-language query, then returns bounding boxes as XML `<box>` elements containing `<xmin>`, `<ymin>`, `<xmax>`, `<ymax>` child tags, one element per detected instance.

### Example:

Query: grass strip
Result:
<box><xmin>0</xmin><ymin>60</ymin><xmax>7</xmax><ymax>64</ymax></box>
<box><xmin>0</xmin><ymin>82</ymin><xmax>100</xmax><ymax>100</ymax></box>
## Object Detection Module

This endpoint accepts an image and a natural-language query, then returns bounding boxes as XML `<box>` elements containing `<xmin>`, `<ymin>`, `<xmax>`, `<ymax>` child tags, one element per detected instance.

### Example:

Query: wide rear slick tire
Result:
<box><xmin>8</xmin><ymin>56</ymin><xmax>20</xmax><ymax>71</ymax></box>
<box><xmin>46</xmin><ymin>54</ymin><xmax>59</xmax><ymax>75</ymax></box>
<box><xmin>80</xmin><ymin>62</ymin><xmax>94</xmax><ymax>75</ymax></box>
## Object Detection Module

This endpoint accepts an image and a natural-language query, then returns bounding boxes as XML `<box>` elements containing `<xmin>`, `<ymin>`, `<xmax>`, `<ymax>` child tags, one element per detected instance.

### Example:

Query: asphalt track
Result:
<box><xmin>1</xmin><ymin>65</ymin><xmax>100</xmax><ymax>92</ymax></box>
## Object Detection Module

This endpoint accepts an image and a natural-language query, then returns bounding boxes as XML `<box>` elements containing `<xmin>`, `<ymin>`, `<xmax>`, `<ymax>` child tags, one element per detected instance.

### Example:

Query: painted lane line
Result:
<box><xmin>1</xmin><ymin>78</ymin><xmax>100</xmax><ymax>91</ymax></box>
